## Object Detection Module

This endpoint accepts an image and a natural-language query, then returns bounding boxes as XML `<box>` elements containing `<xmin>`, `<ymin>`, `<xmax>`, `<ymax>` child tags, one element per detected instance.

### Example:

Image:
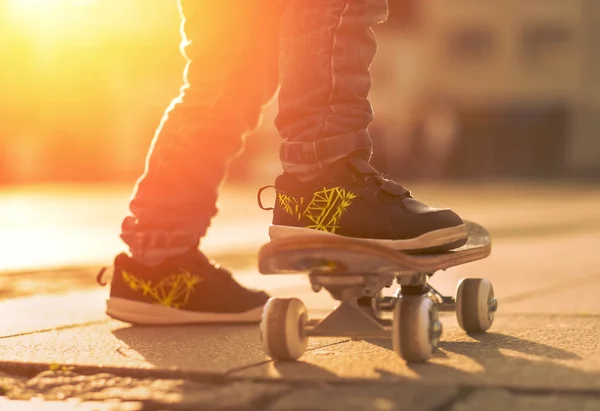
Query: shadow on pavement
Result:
<box><xmin>270</xmin><ymin>360</ymin><xmax>340</xmax><ymax>380</ymax></box>
<box><xmin>366</xmin><ymin>331</ymin><xmax>580</xmax><ymax>361</ymax></box>
<box><xmin>111</xmin><ymin>324</ymin><xmax>350</xmax><ymax>380</ymax></box>
<box><xmin>110</xmin><ymin>324</ymin><xmax>600</xmax><ymax>389</ymax></box>
<box><xmin>111</xmin><ymin>324</ymin><xmax>346</xmax><ymax>376</ymax></box>
<box><xmin>361</xmin><ymin>330</ymin><xmax>600</xmax><ymax>389</ymax></box>
<box><xmin>376</xmin><ymin>331</ymin><xmax>599</xmax><ymax>389</ymax></box>
<box><xmin>453</xmin><ymin>332</ymin><xmax>581</xmax><ymax>360</ymax></box>
<box><xmin>111</xmin><ymin>324</ymin><xmax>269</xmax><ymax>372</ymax></box>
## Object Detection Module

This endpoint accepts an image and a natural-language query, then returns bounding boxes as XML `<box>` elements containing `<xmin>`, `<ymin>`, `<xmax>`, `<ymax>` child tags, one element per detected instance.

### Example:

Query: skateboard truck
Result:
<box><xmin>378</xmin><ymin>274</ymin><xmax>456</xmax><ymax>312</ymax></box>
<box><xmin>302</xmin><ymin>272</ymin><xmax>395</xmax><ymax>340</ymax></box>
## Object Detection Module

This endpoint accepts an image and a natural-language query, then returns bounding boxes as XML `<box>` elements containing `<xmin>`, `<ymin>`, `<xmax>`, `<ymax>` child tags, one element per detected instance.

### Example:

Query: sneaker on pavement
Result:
<box><xmin>98</xmin><ymin>249</ymin><xmax>269</xmax><ymax>325</ymax></box>
<box><xmin>261</xmin><ymin>155</ymin><xmax>468</xmax><ymax>253</ymax></box>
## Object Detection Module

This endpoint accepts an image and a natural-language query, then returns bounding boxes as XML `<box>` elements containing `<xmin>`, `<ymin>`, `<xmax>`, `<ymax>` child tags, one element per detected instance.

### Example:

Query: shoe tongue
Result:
<box><xmin>348</xmin><ymin>156</ymin><xmax>378</xmax><ymax>175</ymax></box>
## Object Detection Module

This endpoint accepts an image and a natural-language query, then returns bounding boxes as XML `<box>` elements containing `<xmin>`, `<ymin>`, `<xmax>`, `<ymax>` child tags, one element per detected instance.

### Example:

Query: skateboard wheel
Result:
<box><xmin>455</xmin><ymin>278</ymin><xmax>495</xmax><ymax>332</ymax></box>
<box><xmin>260</xmin><ymin>297</ymin><xmax>308</xmax><ymax>361</ymax></box>
<box><xmin>392</xmin><ymin>296</ymin><xmax>441</xmax><ymax>363</ymax></box>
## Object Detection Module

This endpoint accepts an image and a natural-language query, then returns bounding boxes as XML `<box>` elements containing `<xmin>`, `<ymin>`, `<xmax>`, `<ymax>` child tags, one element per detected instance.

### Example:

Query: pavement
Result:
<box><xmin>1</xmin><ymin>181</ymin><xmax>600</xmax><ymax>410</ymax></box>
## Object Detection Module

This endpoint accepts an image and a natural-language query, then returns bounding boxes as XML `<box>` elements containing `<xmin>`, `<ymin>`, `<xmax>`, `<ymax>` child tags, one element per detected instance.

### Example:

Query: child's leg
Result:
<box><xmin>102</xmin><ymin>1</ymin><xmax>281</xmax><ymax>325</ymax></box>
<box><xmin>268</xmin><ymin>0</ymin><xmax>468</xmax><ymax>252</ymax></box>
<box><xmin>121</xmin><ymin>0</ymin><xmax>281</xmax><ymax>264</ymax></box>
<box><xmin>276</xmin><ymin>0</ymin><xmax>388</xmax><ymax>175</ymax></box>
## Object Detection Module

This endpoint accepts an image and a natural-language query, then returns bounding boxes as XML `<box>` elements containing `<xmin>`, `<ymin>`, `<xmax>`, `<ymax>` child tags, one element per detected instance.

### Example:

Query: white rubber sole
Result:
<box><xmin>269</xmin><ymin>224</ymin><xmax>468</xmax><ymax>251</ymax></box>
<box><xmin>106</xmin><ymin>297</ymin><xmax>264</xmax><ymax>325</ymax></box>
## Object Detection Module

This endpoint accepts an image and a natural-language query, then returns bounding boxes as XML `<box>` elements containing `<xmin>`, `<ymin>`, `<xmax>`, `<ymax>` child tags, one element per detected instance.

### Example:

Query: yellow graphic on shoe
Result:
<box><xmin>122</xmin><ymin>269</ymin><xmax>203</xmax><ymax>309</ymax></box>
<box><xmin>277</xmin><ymin>193</ymin><xmax>303</xmax><ymax>219</ymax></box>
<box><xmin>278</xmin><ymin>187</ymin><xmax>356</xmax><ymax>233</ymax></box>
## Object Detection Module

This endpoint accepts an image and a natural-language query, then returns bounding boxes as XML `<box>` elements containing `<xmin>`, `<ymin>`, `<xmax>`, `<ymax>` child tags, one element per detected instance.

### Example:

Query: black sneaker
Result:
<box><xmin>97</xmin><ymin>249</ymin><xmax>269</xmax><ymax>325</ymax></box>
<box><xmin>259</xmin><ymin>155</ymin><xmax>468</xmax><ymax>253</ymax></box>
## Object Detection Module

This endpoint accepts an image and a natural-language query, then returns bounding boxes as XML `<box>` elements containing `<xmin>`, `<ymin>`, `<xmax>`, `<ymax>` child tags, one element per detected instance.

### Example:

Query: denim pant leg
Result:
<box><xmin>121</xmin><ymin>0</ymin><xmax>281</xmax><ymax>263</ymax></box>
<box><xmin>276</xmin><ymin>0</ymin><xmax>389</xmax><ymax>175</ymax></box>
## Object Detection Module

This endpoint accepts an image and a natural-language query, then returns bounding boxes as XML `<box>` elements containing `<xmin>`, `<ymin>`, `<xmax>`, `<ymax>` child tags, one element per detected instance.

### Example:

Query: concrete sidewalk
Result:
<box><xmin>2</xmin><ymin>180</ymin><xmax>600</xmax><ymax>271</ymax></box>
<box><xmin>1</xmin><ymin>181</ymin><xmax>600</xmax><ymax>410</ymax></box>
<box><xmin>1</xmin><ymin>227</ymin><xmax>600</xmax><ymax>410</ymax></box>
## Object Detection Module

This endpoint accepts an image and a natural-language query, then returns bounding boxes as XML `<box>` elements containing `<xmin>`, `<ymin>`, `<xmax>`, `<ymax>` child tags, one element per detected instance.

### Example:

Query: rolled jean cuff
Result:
<box><xmin>120</xmin><ymin>230</ymin><xmax>199</xmax><ymax>265</ymax></box>
<box><xmin>279</xmin><ymin>131</ymin><xmax>373</xmax><ymax>174</ymax></box>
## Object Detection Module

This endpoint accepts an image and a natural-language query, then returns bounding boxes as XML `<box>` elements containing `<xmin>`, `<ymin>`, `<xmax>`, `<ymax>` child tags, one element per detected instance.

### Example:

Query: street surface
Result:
<box><xmin>1</xmin><ymin>181</ymin><xmax>600</xmax><ymax>410</ymax></box>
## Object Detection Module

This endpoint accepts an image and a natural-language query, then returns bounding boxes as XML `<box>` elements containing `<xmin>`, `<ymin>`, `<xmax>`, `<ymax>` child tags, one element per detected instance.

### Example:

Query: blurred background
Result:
<box><xmin>1</xmin><ymin>0</ymin><xmax>600</xmax><ymax>272</ymax></box>
<box><xmin>2</xmin><ymin>0</ymin><xmax>599</xmax><ymax>185</ymax></box>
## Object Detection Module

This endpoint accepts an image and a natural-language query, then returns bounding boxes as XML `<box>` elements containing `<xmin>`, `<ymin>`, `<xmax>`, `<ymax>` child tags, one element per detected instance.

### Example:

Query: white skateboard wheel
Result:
<box><xmin>392</xmin><ymin>295</ymin><xmax>441</xmax><ymax>362</ymax></box>
<box><xmin>455</xmin><ymin>278</ymin><xmax>496</xmax><ymax>332</ymax></box>
<box><xmin>260</xmin><ymin>297</ymin><xmax>308</xmax><ymax>361</ymax></box>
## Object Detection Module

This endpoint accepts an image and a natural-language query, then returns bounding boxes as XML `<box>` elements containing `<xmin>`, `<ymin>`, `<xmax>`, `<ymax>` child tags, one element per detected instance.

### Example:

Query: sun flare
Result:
<box><xmin>6</xmin><ymin>0</ymin><xmax>102</xmax><ymax>41</ymax></box>
<box><xmin>9</xmin><ymin>0</ymin><xmax>95</xmax><ymax>11</ymax></box>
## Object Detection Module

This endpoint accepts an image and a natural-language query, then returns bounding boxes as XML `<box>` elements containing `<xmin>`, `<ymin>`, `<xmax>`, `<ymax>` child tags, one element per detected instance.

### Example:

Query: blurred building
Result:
<box><xmin>371</xmin><ymin>0</ymin><xmax>600</xmax><ymax>180</ymax></box>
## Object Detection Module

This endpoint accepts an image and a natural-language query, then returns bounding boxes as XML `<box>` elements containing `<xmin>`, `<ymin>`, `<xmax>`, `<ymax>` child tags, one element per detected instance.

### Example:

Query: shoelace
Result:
<box><xmin>348</xmin><ymin>159</ymin><xmax>412</xmax><ymax>199</ymax></box>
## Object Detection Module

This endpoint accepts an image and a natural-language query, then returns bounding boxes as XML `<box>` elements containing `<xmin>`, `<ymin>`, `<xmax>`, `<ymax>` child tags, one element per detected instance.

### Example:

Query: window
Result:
<box><xmin>521</xmin><ymin>24</ymin><xmax>571</xmax><ymax>65</ymax></box>
<box><xmin>446</xmin><ymin>28</ymin><xmax>495</xmax><ymax>64</ymax></box>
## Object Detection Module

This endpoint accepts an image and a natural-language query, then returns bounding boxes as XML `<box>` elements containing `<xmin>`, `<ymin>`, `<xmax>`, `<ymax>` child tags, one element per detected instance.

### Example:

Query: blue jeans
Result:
<box><xmin>121</xmin><ymin>0</ymin><xmax>389</xmax><ymax>262</ymax></box>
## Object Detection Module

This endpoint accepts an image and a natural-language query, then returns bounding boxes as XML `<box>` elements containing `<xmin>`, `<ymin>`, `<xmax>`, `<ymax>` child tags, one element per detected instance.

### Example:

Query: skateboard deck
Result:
<box><xmin>258</xmin><ymin>220</ymin><xmax>491</xmax><ymax>276</ymax></box>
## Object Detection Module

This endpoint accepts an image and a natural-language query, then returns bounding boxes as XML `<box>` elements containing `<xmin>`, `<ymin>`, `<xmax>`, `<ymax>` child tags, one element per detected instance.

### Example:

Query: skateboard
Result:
<box><xmin>257</xmin><ymin>220</ymin><xmax>496</xmax><ymax>363</ymax></box>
